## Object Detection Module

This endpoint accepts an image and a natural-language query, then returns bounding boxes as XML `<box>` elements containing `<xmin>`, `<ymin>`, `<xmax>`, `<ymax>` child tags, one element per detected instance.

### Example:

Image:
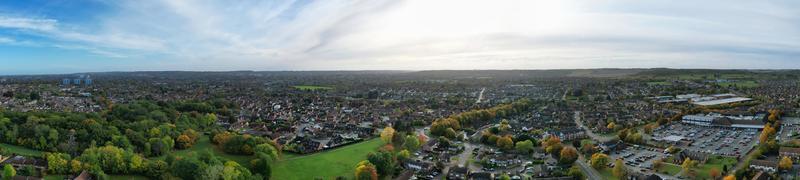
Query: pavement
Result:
<box><xmin>574</xmin><ymin>111</ymin><xmax>614</xmax><ymax>142</ymax></box>
<box><xmin>576</xmin><ymin>154</ymin><xmax>602</xmax><ymax>180</ymax></box>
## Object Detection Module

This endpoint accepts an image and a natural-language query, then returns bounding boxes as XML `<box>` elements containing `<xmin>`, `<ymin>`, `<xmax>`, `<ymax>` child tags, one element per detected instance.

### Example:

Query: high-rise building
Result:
<box><xmin>85</xmin><ymin>78</ymin><xmax>93</xmax><ymax>85</ymax></box>
<box><xmin>73</xmin><ymin>78</ymin><xmax>81</xmax><ymax>85</ymax></box>
<box><xmin>62</xmin><ymin>78</ymin><xmax>71</xmax><ymax>85</ymax></box>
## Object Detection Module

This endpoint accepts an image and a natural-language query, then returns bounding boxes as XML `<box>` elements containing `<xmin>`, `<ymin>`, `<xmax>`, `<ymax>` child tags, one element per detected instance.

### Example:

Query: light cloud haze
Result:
<box><xmin>0</xmin><ymin>0</ymin><xmax>798</xmax><ymax>74</ymax></box>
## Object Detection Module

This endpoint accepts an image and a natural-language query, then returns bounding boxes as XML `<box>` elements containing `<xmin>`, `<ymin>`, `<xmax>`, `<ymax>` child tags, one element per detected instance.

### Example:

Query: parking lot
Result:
<box><xmin>780</xmin><ymin>117</ymin><xmax>800</xmax><ymax>142</ymax></box>
<box><xmin>609</xmin><ymin>145</ymin><xmax>666</xmax><ymax>173</ymax></box>
<box><xmin>653</xmin><ymin>123</ymin><xmax>759</xmax><ymax>157</ymax></box>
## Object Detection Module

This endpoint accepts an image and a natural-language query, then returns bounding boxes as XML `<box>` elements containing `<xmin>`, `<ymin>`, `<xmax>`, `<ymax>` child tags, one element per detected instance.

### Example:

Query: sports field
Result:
<box><xmin>271</xmin><ymin>138</ymin><xmax>383</xmax><ymax>180</ymax></box>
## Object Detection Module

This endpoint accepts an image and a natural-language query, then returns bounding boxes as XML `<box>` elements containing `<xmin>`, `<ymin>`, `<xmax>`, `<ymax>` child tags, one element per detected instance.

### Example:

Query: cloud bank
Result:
<box><xmin>0</xmin><ymin>0</ymin><xmax>799</xmax><ymax>73</ymax></box>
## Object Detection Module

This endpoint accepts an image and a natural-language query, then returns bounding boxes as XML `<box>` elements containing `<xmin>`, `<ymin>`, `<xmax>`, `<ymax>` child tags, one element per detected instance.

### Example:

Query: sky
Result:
<box><xmin>0</xmin><ymin>0</ymin><xmax>799</xmax><ymax>75</ymax></box>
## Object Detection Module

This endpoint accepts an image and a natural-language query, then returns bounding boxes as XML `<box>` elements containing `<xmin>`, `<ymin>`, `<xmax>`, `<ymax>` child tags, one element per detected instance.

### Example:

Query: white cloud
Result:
<box><xmin>0</xmin><ymin>16</ymin><xmax>57</xmax><ymax>31</ymax></box>
<box><xmin>2</xmin><ymin>0</ymin><xmax>800</xmax><ymax>70</ymax></box>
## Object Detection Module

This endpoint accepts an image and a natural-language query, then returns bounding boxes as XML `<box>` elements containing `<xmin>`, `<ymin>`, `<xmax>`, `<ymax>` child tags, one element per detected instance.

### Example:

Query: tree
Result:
<box><xmin>496</xmin><ymin>135</ymin><xmax>514</xmax><ymax>150</ymax></box>
<box><xmin>171</xmin><ymin>157</ymin><xmax>204</xmax><ymax>180</ymax></box>
<box><xmin>398</xmin><ymin>150</ymin><xmax>411</xmax><ymax>162</ymax></box>
<box><xmin>498</xmin><ymin>173</ymin><xmax>511</xmax><ymax>180</ymax></box>
<box><xmin>45</xmin><ymin>153</ymin><xmax>70</xmax><ymax>174</ymax></box>
<box><xmin>612</xmin><ymin>159</ymin><xmax>626</xmax><ymax>178</ymax></box>
<box><xmin>444</xmin><ymin>128</ymin><xmax>458</xmax><ymax>139</ymax></box>
<box><xmin>780</xmin><ymin>156</ymin><xmax>793</xmax><ymax>170</ymax></box>
<box><xmin>354</xmin><ymin>161</ymin><xmax>378</xmax><ymax>180</ymax></box>
<box><xmin>542</xmin><ymin>136</ymin><xmax>562</xmax><ymax>155</ymax></box>
<box><xmin>617</xmin><ymin>129</ymin><xmax>629</xmax><ymax>141</ymax></box>
<box><xmin>176</xmin><ymin>135</ymin><xmax>194</xmax><ymax>149</ymax></box>
<box><xmin>559</xmin><ymin>147</ymin><xmax>578</xmax><ymax>164</ymax></box>
<box><xmin>403</xmin><ymin>135</ymin><xmax>420</xmax><ymax>151</ymax></box>
<box><xmin>580</xmin><ymin>139</ymin><xmax>595</xmax><ymax>154</ymax></box>
<box><xmin>709</xmin><ymin>167</ymin><xmax>721</xmax><ymax>179</ymax></box>
<box><xmin>380</xmin><ymin>127</ymin><xmax>395</xmax><ymax>144</ymax></box>
<box><xmin>652</xmin><ymin>159</ymin><xmax>663</xmax><ymax>169</ymax></box>
<box><xmin>367</xmin><ymin>151</ymin><xmax>396</xmax><ymax>177</ymax></box>
<box><xmin>567</xmin><ymin>165</ymin><xmax>584</xmax><ymax>180</ymax></box>
<box><xmin>590</xmin><ymin>153</ymin><xmax>610</xmax><ymax>170</ymax></box>
<box><xmin>514</xmin><ymin>140</ymin><xmax>534</xmax><ymax>154</ymax></box>
<box><xmin>723</xmin><ymin>175</ymin><xmax>736</xmax><ymax>180</ymax></box>
<box><xmin>681</xmin><ymin>158</ymin><xmax>696</xmax><ymax>177</ymax></box>
<box><xmin>2</xmin><ymin>164</ymin><xmax>14</xmax><ymax>180</ymax></box>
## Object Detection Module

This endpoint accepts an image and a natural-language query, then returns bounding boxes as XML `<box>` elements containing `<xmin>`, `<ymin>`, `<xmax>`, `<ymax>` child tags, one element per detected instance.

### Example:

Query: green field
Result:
<box><xmin>598</xmin><ymin>168</ymin><xmax>620</xmax><ymax>180</ymax></box>
<box><xmin>693</xmin><ymin>156</ymin><xmax>736</xmax><ymax>179</ymax></box>
<box><xmin>0</xmin><ymin>143</ymin><xmax>44</xmax><ymax>157</ymax></box>
<box><xmin>647</xmin><ymin>81</ymin><xmax>673</xmax><ymax>86</ymax></box>
<box><xmin>108</xmin><ymin>175</ymin><xmax>149</xmax><ymax>180</ymax></box>
<box><xmin>156</xmin><ymin>135</ymin><xmax>251</xmax><ymax>166</ymax></box>
<box><xmin>293</xmin><ymin>85</ymin><xmax>333</xmax><ymax>91</ymax></box>
<box><xmin>716</xmin><ymin>80</ymin><xmax>759</xmax><ymax>88</ymax></box>
<box><xmin>43</xmin><ymin>175</ymin><xmax>66</xmax><ymax>180</ymax></box>
<box><xmin>272</xmin><ymin>138</ymin><xmax>384</xmax><ymax>180</ymax></box>
<box><xmin>657</xmin><ymin>163</ymin><xmax>682</xmax><ymax>175</ymax></box>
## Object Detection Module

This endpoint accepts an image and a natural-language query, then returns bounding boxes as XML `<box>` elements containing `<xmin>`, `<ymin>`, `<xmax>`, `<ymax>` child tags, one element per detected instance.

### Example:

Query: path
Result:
<box><xmin>476</xmin><ymin>87</ymin><xmax>486</xmax><ymax>104</ymax></box>
<box><xmin>573</xmin><ymin>111</ymin><xmax>614</xmax><ymax>142</ymax></box>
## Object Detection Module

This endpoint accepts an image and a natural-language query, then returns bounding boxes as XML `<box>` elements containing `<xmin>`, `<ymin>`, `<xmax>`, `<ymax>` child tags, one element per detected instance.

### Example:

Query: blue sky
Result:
<box><xmin>0</xmin><ymin>0</ymin><xmax>799</xmax><ymax>75</ymax></box>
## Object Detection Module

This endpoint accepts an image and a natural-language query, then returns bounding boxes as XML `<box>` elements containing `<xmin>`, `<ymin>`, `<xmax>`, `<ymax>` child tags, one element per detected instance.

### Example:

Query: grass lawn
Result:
<box><xmin>598</xmin><ymin>168</ymin><xmax>620</xmax><ymax>180</ymax></box>
<box><xmin>717</xmin><ymin>80</ymin><xmax>759</xmax><ymax>88</ymax></box>
<box><xmin>0</xmin><ymin>143</ymin><xmax>44</xmax><ymax>157</ymax></box>
<box><xmin>43</xmin><ymin>175</ymin><xmax>66</xmax><ymax>180</ymax></box>
<box><xmin>108</xmin><ymin>175</ymin><xmax>149</xmax><ymax>180</ymax></box>
<box><xmin>272</xmin><ymin>138</ymin><xmax>384</xmax><ymax>180</ymax></box>
<box><xmin>657</xmin><ymin>163</ymin><xmax>682</xmax><ymax>175</ymax></box>
<box><xmin>693</xmin><ymin>156</ymin><xmax>737</xmax><ymax>179</ymax></box>
<box><xmin>647</xmin><ymin>81</ymin><xmax>673</xmax><ymax>86</ymax></box>
<box><xmin>293</xmin><ymin>85</ymin><xmax>333</xmax><ymax>91</ymax></box>
<box><xmin>154</xmin><ymin>135</ymin><xmax>252</xmax><ymax>166</ymax></box>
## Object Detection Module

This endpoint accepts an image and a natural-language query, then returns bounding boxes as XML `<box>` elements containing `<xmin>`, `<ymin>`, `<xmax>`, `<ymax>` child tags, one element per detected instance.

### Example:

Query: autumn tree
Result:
<box><xmin>652</xmin><ymin>159</ymin><xmax>663</xmax><ymax>169</ymax></box>
<box><xmin>612</xmin><ymin>159</ymin><xmax>626</xmax><ymax>178</ymax></box>
<box><xmin>176</xmin><ymin>135</ymin><xmax>194</xmax><ymax>149</ymax></box>
<box><xmin>760</xmin><ymin>124</ymin><xmax>776</xmax><ymax>143</ymax></box>
<box><xmin>780</xmin><ymin>156</ymin><xmax>793</xmax><ymax>170</ymax></box>
<box><xmin>723</xmin><ymin>175</ymin><xmax>736</xmax><ymax>180</ymax></box>
<box><xmin>681</xmin><ymin>158</ymin><xmax>696</xmax><ymax>177</ymax></box>
<box><xmin>709</xmin><ymin>167</ymin><xmax>721</xmax><ymax>179</ymax></box>
<box><xmin>590</xmin><ymin>153</ymin><xmax>610</xmax><ymax>170</ymax></box>
<box><xmin>354</xmin><ymin>161</ymin><xmax>378</xmax><ymax>180</ymax></box>
<box><xmin>380</xmin><ymin>127</ymin><xmax>395</xmax><ymax>144</ymax></box>
<box><xmin>559</xmin><ymin>147</ymin><xmax>578</xmax><ymax>164</ymax></box>
<box><xmin>580</xmin><ymin>139</ymin><xmax>595</xmax><ymax>154</ymax></box>
<box><xmin>496</xmin><ymin>135</ymin><xmax>514</xmax><ymax>150</ymax></box>
<box><xmin>542</xmin><ymin>136</ymin><xmax>563</xmax><ymax>155</ymax></box>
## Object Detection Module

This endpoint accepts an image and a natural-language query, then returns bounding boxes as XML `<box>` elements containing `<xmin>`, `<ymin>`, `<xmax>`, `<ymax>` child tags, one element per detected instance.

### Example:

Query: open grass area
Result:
<box><xmin>43</xmin><ymin>175</ymin><xmax>66</xmax><ymax>180</ymax></box>
<box><xmin>647</xmin><ymin>81</ymin><xmax>673</xmax><ymax>86</ymax></box>
<box><xmin>0</xmin><ymin>143</ymin><xmax>44</xmax><ymax>157</ymax></box>
<box><xmin>717</xmin><ymin>80</ymin><xmax>759</xmax><ymax>88</ymax></box>
<box><xmin>46</xmin><ymin>175</ymin><xmax>149</xmax><ymax>180</ymax></box>
<box><xmin>108</xmin><ymin>175</ymin><xmax>149</xmax><ymax>180</ymax></box>
<box><xmin>155</xmin><ymin>135</ymin><xmax>251</xmax><ymax>166</ymax></box>
<box><xmin>293</xmin><ymin>85</ymin><xmax>333</xmax><ymax>91</ymax></box>
<box><xmin>272</xmin><ymin>138</ymin><xmax>384</xmax><ymax>180</ymax></box>
<box><xmin>693</xmin><ymin>156</ymin><xmax>737</xmax><ymax>179</ymax></box>
<box><xmin>657</xmin><ymin>163</ymin><xmax>682</xmax><ymax>176</ymax></box>
<box><xmin>598</xmin><ymin>168</ymin><xmax>620</xmax><ymax>180</ymax></box>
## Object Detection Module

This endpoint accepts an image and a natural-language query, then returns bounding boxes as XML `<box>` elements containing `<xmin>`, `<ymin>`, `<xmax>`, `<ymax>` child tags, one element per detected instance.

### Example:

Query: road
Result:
<box><xmin>576</xmin><ymin>153</ymin><xmax>603</xmax><ymax>180</ymax></box>
<box><xmin>476</xmin><ymin>87</ymin><xmax>486</xmax><ymax>104</ymax></box>
<box><xmin>573</xmin><ymin>111</ymin><xmax>614</xmax><ymax>142</ymax></box>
